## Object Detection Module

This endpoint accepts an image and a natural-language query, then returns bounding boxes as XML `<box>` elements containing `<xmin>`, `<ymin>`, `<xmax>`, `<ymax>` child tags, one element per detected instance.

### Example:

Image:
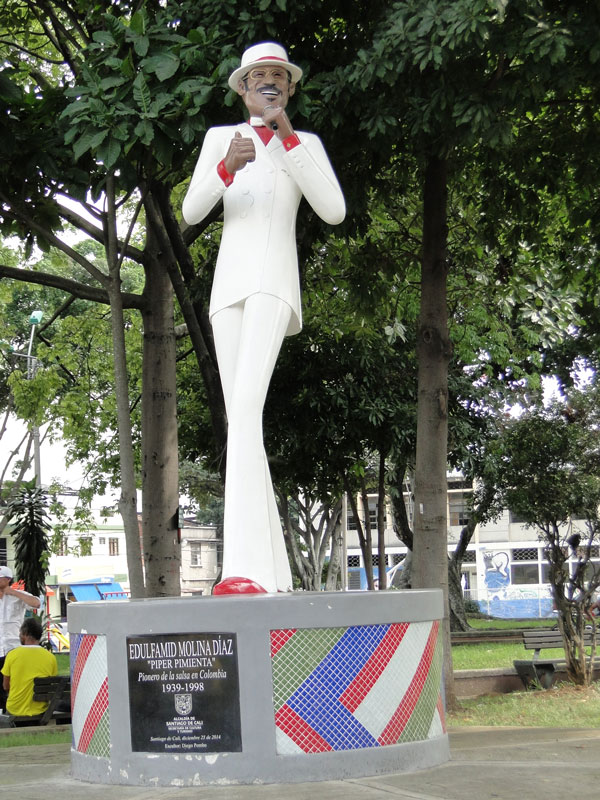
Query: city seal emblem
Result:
<box><xmin>174</xmin><ymin>693</ymin><xmax>192</xmax><ymax>716</ymax></box>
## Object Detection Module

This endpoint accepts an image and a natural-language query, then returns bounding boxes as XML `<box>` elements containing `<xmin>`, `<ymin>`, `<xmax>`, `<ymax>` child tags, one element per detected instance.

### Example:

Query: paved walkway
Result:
<box><xmin>1</xmin><ymin>727</ymin><xmax>599</xmax><ymax>800</ymax></box>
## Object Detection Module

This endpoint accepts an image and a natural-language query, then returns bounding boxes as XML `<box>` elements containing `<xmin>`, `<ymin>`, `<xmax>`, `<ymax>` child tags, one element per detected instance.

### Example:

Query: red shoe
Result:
<box><xmin>213</xmin><ymin>576</ymin><xmax>267</xmax><ymax>595</ymax></box>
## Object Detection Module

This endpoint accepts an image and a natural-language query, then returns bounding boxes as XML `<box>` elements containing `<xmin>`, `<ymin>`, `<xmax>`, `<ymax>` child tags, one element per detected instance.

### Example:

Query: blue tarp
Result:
<box><xmin>70</xmin><ymin>581</ymin><xmax>126</xmax><ymax>601</ymax></box>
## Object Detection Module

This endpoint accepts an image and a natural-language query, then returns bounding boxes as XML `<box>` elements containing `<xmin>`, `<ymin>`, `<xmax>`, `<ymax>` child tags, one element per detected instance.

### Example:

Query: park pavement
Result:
<box><xmin>1</xmin><ymin>726</ymin><xmax>599</xmax><ymax>800</ymax></box>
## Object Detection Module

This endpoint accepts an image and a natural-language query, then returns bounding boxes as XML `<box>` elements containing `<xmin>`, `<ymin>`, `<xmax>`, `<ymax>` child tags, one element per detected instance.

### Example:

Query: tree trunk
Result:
<box><xmin>105</xmin><ymin>175</ymin><xmax>145</xmax><ymax>598</ymax></box>
<box><xmin>325</xmin><ymin>510</ymin><xmax>343</xmax><ymax>591</ymax></box>
<box><xmin>390</xmin><ymin>460</ymin><xmax>413</xmax><ymax>550</ymax></box>
<box><xmin>151</xmin><ymin>185</ymin><xmax>227</xmax><ymax>475</ymax></box>
<box><xmin>140</xmin><ymin>228</ymin><xmax>180</xmax><ymax>597</ymax></box>
<box><xmin>345</xmin><ymin>477</ymin><xmax>375</xmax><ymax>590</ymax></box>
<box><xmin>377</xmin><ymin>449</ymin><xmax>387</xmax><ymax>590</ymax></box>
<box><xmin>448</xmin><ymin>557</ymin><xmax>469</xmax><ymax>631</ymax></box>
<box><xmin>411</xmin><ymin>156</ymin><xmax>455</xmax><ymax>706</ymax></box>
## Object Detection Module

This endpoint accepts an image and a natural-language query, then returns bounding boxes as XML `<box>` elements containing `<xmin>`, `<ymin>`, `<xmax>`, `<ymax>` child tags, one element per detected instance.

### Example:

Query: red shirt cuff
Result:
<box><xmin>283</xmin><ymin>134</ymin><xmax>301</xmax><ymax>151</ymax></box>
<box><xmin>217</xmin><ymin>159</ymin><xmax>234</xmax><ymax>187</ymax></box>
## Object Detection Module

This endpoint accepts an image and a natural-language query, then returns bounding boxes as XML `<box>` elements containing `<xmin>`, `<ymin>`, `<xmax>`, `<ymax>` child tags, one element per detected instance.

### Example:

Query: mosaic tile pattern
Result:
<box><xmin>271</xmin><ymin>621</ymin><xmax>445</xmax><ymax>754</ymax></box>
<box><xmin>71</xmin><ymin>633</ymin><xmax>110</xmax><ymax>758</ymax></box>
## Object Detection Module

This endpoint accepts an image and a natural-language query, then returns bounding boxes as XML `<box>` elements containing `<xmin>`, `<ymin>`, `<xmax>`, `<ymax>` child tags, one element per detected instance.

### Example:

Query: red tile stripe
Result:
<box><xmin>436</xmin><ymin>692</ymin><xmax>446</xmax><ymax>733</ymax></box>
<box><xmin>71</xmin><ymin>634</ymin><xmax>97</xmax><ymax>695</ymax></box>
<box><xmin>377</xmin><ymin>621</ymin><xmax>439</xmax><ymax>745</ymax></box>
<box><xmin>275</xmin><ymin>703</ymin><xmax>333</xmax><ymax>753</ymax></box>
<box><xmin>339</xmin><ymin>622</ymin><xmax>409</xmax><ymax>713</ymax></box>
<box><xmin>77</xmin><ymin>677</ymin><xmax>109</xmax><ymax>753</ymax></box>
<box><xmin>270</xmin><ymin>628</ymin><xmax>297</xmax><ymax>658</ymax></box>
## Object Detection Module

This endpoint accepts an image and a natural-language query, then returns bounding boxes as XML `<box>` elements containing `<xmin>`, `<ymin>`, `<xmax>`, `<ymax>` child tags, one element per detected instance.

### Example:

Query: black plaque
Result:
<box><xmin>127</xmin><ymin>632</ymin><xmax>241</xmax><ymax>753</ymax></box>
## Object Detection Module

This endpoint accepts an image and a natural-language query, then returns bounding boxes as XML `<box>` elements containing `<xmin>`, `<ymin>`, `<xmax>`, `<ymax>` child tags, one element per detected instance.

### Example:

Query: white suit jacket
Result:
<box><xmin>182</xmin><ymin>123</ymin><xmax>345</xmax><ymax>335</ymax></box>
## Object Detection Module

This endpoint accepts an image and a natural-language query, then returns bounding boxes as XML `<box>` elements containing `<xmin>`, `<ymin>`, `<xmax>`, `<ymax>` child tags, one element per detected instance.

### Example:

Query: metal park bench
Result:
<box><xmin>2</xmin><ymin>675</ymin><xmax>71</xmax><ymax>727</ymax></box>
<box><xmin>513</xmin><ymin>628</ymin><xmax>595</xmax><ymax>689</ymax></box>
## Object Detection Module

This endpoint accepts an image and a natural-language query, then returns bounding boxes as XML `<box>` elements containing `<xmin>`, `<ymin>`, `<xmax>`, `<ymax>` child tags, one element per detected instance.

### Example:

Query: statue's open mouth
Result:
<box><xmin>258</xmin><ymin>87</ymin><xmax>280</xmax><ymax>98</ymax></box>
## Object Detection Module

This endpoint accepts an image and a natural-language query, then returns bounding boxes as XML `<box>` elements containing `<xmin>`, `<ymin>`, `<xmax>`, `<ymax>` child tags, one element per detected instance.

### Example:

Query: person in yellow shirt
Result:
<box><xmin>1</xmin><ymin>616</ymin><xmax>57</xmax><ymax>719</ymax></box>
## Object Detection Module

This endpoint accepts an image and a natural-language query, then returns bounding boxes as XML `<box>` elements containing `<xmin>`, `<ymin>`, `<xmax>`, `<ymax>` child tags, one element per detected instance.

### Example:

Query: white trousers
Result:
<box><xmin>211</xmin><ymin>293</ymin><xmax>294</xmax><ymax>592</ymax></box>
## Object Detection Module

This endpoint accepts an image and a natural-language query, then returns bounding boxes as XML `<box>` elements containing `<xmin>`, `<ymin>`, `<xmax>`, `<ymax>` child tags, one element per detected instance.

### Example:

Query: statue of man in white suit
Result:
<box><xmin>182</xmin><ymin>42</ymin><xmax>345</xmax><ymax>594</ymax></box>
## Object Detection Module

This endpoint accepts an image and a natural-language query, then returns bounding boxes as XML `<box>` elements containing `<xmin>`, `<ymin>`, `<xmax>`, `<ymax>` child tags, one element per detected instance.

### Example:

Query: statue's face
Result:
<box><xmin>237</xmin><ymin>65</ymin><xmax>296</xmax><ymax>117</ymax></box>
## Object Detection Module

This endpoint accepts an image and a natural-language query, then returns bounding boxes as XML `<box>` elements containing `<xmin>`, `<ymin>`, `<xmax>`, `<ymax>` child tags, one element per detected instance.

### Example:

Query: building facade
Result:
<box><xmin>344</xmin><ymin>476</ymin><xmax>597</xmax><ymax>618</ymax></box>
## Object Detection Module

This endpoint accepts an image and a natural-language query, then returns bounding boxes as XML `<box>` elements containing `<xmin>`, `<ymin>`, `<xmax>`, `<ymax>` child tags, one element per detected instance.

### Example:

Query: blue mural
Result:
<box><xmin>480</xmin><ymin>549</ymin><xmax>554</xmax><ymax>619</ymax></box>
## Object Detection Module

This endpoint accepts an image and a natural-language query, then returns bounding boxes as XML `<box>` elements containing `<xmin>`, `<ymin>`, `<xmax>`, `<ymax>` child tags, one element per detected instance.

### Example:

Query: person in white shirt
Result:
<box><xmin>0</xmin><ymin>566</ymin><xmax>41</xmax><ymax>711</ymax></box>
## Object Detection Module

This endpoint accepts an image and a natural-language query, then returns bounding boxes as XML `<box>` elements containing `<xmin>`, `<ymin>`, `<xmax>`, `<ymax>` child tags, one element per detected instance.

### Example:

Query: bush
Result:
<box><xmin>464</xmin><ymin>598</ymin><xmax>481</xmax><ymax>614</ymax></box>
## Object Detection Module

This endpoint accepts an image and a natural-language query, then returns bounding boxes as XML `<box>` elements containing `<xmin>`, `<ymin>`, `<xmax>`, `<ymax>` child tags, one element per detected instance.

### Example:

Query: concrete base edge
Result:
<box><xmin>70</xmin><ymin>734</ymin><xmax>450</xmax><ymax>786</ymax></box>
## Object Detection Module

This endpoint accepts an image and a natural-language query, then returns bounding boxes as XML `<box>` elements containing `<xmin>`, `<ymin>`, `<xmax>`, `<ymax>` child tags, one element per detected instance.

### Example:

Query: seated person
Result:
<box><xmin>1</xmin><ymin>617</ymin><xmax>57</xmax><ymax>722</ymax></box>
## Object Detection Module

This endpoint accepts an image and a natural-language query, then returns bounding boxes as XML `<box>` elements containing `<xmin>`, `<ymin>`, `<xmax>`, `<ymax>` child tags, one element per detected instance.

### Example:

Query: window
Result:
<box><xmin>56</xmin><ymin>536</ymin><xmax>68</xmax><ymax>557</ymax></box>
<box><xmin>542</xmin><ymin>562</ymin><xmax>568</xmax><ymax>583</ymax></box>
<box><xmin>109</xmin><ymin>538</ymin><xmax>119</xmax><ymax>556</ymax></box>
<box><xmin>0</xmin><ymin>537</ymin><xmax>7</xmax><ymax>565</ymax></box>
<box><xmin>511</xmin><ymin>563</ymin><xmax>539</xmax><ymax>584</ymax></box>
<box><xmin>449</xmin><ymin>494</ymin><xmax>471</xmax><ymax>527</ymax></box>
<box><xmin>78</xmin><ymin>536</ymin><xmax>93</xmax><ymax>556</ymax></box>
<box><xmin>509</xmin><ymin>510</ymin><xmax>528</xmax><ymax>524</ymax></box>
<box><xmin>190</xmin><ymin>541</ymin><xmax>203</xmax><ymax>567</ymax></box>
<box><xmin>371</xmin><ymin>553</ymin><xmax>388</xmax><ymax>567</ymax></box>
<box><xmin>512</xmin><ymin>547</ymin><xmax>538</xmax><ymax>561</ymax></box>
<box><xmin>461</xmin><ymin>551</ymin><xmax>476</xmax><ymax>563</ymax></box>
<box><xmin>99</xmin><ymin>537</ymin><xmax>106</xmax><ymax>545</ymax></box>
<box><xmin>347</xmin><ymin>503</ymin><xmax>378</xmax><ymax>531</ymax></box>
<box><xmin>581</xmin><ymin>561</ymin><xmax>600</xmax><ymax>583</ymax></box>
<box><xmin>447</xmin><ymin>478</ymin><xmax>473</xmax><ymax>490</ymax></box>
<box><xmin>368</xmin><ymin>503</ymin><xmax>378</xmax><ymax>528</ymax></box>
<box><xmin>348</xmin><ymin>570</ymin><xmax>362</xmax><ymax>590</ymax></box>
<box><xmin>347</xmin><ymin>555</ymin><xmax>360</xmax><ymax>567</ymax></box>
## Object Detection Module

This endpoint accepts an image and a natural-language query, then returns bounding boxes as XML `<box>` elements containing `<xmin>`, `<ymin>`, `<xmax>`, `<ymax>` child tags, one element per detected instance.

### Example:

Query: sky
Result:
<box><xmin>2</xmin><ymin>414</ymin><xmax>120</xmax><ymax>513</ymax></box>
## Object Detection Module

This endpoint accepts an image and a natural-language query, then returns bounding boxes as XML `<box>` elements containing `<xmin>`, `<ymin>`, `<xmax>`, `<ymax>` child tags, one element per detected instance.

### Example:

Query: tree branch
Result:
<box><xmin>0</xmin><ymin>263</ymin><xmax>144</xmax><ymax>309</ymax></box>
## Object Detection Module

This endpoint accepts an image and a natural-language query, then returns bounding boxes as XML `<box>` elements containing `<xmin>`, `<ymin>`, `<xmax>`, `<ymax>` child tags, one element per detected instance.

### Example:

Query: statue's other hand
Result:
<box><xmin>224</xmin><ymin>132</ymin><xmax>256</xmax><ymax>174</ymax></box>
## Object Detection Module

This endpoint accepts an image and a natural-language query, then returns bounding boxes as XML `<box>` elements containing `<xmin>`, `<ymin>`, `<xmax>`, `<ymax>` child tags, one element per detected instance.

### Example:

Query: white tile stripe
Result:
<box><xmin>427</xmin><ymin>705</ymin><xmax>444</xmax><ymax>739</ymax></box>
<box><xmin>72</xmin><ymin>635</ymin><xmax>108</xmax><ymax>750</ymax></box>
<box><xmin>352</xmin><ymin>621</ymin><xmax>433</xmax><ymax>739</ymax></box>
<box><xmin>276</xmin><ymin>725</ymin><xmax>304</xmax><ymax>755</ymax></box>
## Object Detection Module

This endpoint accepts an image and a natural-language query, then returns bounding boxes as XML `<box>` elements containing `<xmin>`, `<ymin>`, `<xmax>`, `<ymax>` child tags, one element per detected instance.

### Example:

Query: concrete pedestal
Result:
<box><xmin>68</xmin><ymin>590</ymin><xmax>449</xmax><ymax>786</ymax></box>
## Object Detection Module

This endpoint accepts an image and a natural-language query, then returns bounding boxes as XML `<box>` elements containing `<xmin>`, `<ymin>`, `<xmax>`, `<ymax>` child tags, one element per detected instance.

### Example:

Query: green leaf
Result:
<box><xmin>97</xmin><ymin>135</ymin><xmax>121</xmax><ymax>170</ymax></box>
<box><xmin>100</xmin><ymin>76</ymin><xmax>126</xmax><ymax>91</ymax></box>
<box><xmin>92</xmin><ymin>30</ymin><xmax>116</xmax><ymax>46</ymax></box>
<box><xmin>143</xmin><ymin>53</ymin><xmax>181</xmax><ymax>82</ymax></box>
<box><xmin>134</xmin><ymin>35</ymin><xmax>150</xmax><ymax>57</ymax></box>
<box><xmin>129</xmin><ymin>10</ymin><xmax>147</xmax><ymax>35</ymax></box>
<box><xmin>121</xmin><ymin>49</ymin><xmax>136</xmax><ymax>78</ymax></box>
<box><xmin>133</xmin><ymin>73</ymin><xmax>152</xmax><ymax>114</ymax></box>
<box><xmin>180</xmin><ymin>117</ymin><xmax>196</xmax><ymax>145</ymax></box>
<box><xmin>73</xmin><ymin>131</ymin><xmax>97</xmax><ymax>161</ymax></box>
<box><xmin>134</xmin><ymin>118</ymin><xmax>154</xmax><ymax>145</ymax></box>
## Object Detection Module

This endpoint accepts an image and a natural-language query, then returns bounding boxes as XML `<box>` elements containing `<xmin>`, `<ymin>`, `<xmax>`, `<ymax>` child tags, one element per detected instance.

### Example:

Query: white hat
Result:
<box><xmin>228</xmin><ymin>42</ymin><xmax>302</xmax><ymax>91</ymax></box>
<box><xmin>0</xmin><ymin>566</ymin><xmax>13</xmax><ymax>580</ymax></box>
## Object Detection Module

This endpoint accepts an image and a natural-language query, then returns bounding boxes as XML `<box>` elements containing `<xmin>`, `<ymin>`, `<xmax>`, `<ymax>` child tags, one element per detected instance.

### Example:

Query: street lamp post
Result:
<box><xmin>26</xmin><ymin>311</ymin><xmax>43</xmax><ymax>487</ymax></box>
<box><xmin>9</xmin><ymin>310</ymin><xmax>44</xmax><ymax>487</ymax></box>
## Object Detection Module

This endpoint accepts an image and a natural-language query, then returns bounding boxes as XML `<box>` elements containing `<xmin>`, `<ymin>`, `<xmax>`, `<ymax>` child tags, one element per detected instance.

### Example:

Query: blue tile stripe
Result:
<box><xmin>286</xmin><ymin>624</ymin><xmax>390</xmax><ymax>750</ymax></box>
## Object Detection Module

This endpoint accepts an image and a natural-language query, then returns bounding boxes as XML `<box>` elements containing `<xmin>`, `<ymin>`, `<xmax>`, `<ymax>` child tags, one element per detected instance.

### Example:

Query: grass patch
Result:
<box><xmin>56</xmin><ymin>654</ymin><xmax>70</xmax><ymax>675</ymax></box>
<box><xmin>449</xmin><ymin>682</ymin><xmax>600</xmax><ymax>728</ymax></box>
<box><xmin>451</xmin><ymin>642</ymin><xmax>567</xmax><ymax>670</ymax></box>
<box><xmin>467</xmin><ymin>617</ymin><xmax>556</xmax><ymax>630</ymax></box>
<box><xmin>0</xmin><ymin>728</ymin><xmax>71</xmax><ymax>748</ymax></box>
